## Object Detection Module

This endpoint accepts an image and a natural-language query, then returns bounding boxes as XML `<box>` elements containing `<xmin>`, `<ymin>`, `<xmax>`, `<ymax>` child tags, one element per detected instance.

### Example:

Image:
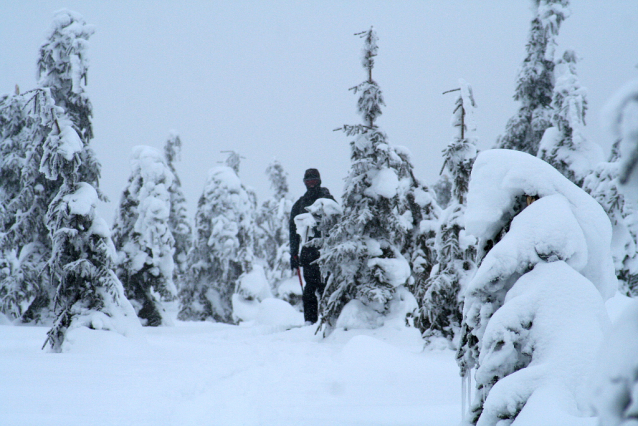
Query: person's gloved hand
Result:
<box><xmin>290</xmin><ymin>255</ymin><xmax>299</xmax><ymax>270</ymax></box>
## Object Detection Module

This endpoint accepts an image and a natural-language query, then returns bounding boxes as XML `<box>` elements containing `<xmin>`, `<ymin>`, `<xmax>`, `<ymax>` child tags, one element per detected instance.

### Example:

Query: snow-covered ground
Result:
<box><xmin>1</xmin><ymin>293</ymin><xmax>633</xmax><ymax>426</ymax></box>
<box><xmin>0</xmin><ymin>307</ymin><xmax>459</xmax><ymax>426</ymax></box>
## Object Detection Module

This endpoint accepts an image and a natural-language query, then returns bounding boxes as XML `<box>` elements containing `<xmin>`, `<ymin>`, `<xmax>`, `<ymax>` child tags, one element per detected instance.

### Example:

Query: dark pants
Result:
<box><xmin>302</xmin><ymin>262</ymin><xmax>325</xmax><ymax>323</ymax></box>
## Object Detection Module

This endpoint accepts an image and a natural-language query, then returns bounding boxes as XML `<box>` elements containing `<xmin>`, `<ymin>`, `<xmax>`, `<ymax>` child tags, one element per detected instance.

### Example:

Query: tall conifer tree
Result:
<box><xmin>495</xmin><ymin>0</ymin><xmax>570</xmax><ymax>155</ymax></box>
<box><xmin>319</xmin><ymin>28</ymin><xmax>414</xmax><ymax>333</ymax></box>
<box><xmin>417</xmin><ymin>80</ymin><xmax>478</xmax><ymax>341</ymax></box>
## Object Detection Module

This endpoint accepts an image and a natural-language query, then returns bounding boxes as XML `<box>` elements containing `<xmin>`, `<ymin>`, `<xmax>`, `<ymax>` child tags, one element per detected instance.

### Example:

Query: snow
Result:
<box><xmin>1</xmin><ymin>292</ymin><xmax>633</xmax><ymax>426</ymax></box>
<box><xmin>63</xmin><ymin>182</ymin><xmax>98</xmax><ymax>216</ymax></box>
<box><xmin>367</xmin><ymin>253</ymin><xmax>411</xmax><ymax>287</ymax></box>
<box><xmin>475</xmin><ymin>262</ymin><xmax>610</xmax><ymax>426</ymax></box>
<box><xmin>0</xmin><ymin>311</ymin><xmax>460</xmax><ymax>426</ymax></box>
<box><xmin>364</xmin><ymin>167</ymin><xmax>399</xmax><ymax>199</ymax></box>
<box><xmin>336</xmin><ymin>285</ymin><xmax>417</xmax><ymax>330</ymax></box>
<box><xmin>57</xmin><ymin>123</ymin><xmax>83</xmax><ymax>161</ymax></box>
<box><xmin>591</xmin><ymin>299</ymin><xmax>638</xmax><ymax>426</ymax></box>
<box><xmin>293</xmin><ymin>212</ymin><xmax>316</xmax><ymax>245</ymax></box>
<box><xmin>466</xmin><ymin>149</ymin><xmax>617</xmax><ymax>300</ymax></box>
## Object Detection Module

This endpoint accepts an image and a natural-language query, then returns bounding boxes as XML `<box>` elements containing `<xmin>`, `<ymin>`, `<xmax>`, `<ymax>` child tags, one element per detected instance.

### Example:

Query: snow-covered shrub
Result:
<box><xmin>232</xmin><ymin>264</ymin><xmax>273</xmax><ymax>323</ymax></box>
<box><xmin>42</xmin><ymin>118</ymin><xmax>140</xmax><ymax>351</ymax></box>
<box><xmin>457</xmin><ymin>149</ymin><xmax>616</xmax><ymax>425</ymax></box>
<box><xmin>112</xmin><ymin>146</ymin><xmax>176</xmax><ymax>326</ymax></box>
<box><xmin>318</xmin><ymin>28</ymin><xmax>419</xmax><ymax>335</ymax></box>
<box><xmin>495</xmin><ymin>0</ymin><xmax>570</xmax><ymax>156</ymax></box>
<box><xmin>179</xmin><ymin>152</ymin><xmax>256</xmax><ymax>323</ymax></box>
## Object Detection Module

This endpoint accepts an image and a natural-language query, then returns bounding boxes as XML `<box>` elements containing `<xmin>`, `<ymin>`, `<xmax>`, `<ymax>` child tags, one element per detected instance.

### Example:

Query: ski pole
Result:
<box><xmin>296</xmin><ymin>267</ymin><xmax>304</xmax><ymax>291</ymax></box>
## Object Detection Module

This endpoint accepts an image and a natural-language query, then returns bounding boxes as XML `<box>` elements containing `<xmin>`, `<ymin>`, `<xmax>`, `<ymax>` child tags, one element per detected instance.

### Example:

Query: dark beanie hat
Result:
<box><xmin>303</xmin><ymin>168</ymin><xmax>320</xmax><ymax>180</ymax></box>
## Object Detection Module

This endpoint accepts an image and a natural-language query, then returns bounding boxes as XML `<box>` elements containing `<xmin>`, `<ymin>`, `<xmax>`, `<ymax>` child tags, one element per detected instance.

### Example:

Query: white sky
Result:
<box><xmin>1</xmin><ymin>1</ymin><xmax>637</xmax><ymax>222</ymax></box>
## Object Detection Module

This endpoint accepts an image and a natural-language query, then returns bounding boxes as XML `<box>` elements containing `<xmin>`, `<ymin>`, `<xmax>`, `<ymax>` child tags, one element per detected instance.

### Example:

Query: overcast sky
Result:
<box><xmin>2</xmin><ymin>1</ymin><xmax>637</xmax><ymax>222</ymax></box>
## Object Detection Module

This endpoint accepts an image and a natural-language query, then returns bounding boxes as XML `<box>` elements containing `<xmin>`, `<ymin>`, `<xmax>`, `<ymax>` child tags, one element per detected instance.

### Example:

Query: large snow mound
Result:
<box><xmin>475</xmin><ymin>261</ymin><xmax>610</xmax><ymax>426</ymax></box>
<box><xmin>466</xmin><ymin>149</ymin><xmax>616</xmax><ymax>300</ymax></box>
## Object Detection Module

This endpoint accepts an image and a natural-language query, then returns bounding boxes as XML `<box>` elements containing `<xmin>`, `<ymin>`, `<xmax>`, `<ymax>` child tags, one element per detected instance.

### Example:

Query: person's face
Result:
<box><xmin>304</xmin><ymin>178</ymin><xmax>320</xmax><ymax>189</ymax></box>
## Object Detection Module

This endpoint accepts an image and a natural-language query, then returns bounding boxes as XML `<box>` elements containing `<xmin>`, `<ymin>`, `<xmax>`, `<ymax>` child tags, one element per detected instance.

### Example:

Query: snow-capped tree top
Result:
<box><xmin>38</xmin><ymin>10</ymin><xmax>94</xmax><ymax>95</ymax></box>
<box><xmin>466</xmin><ymin>149</ymin><xmax>616</xmax><ymax>300</ymax></box>
<box><xmin>163</xmin><ymin>131</ymin><xmax>181</xmax><ymax>166</ymax></box>
<box><xmin>207</xmin><ymin>166</ymin><xmax>242</xmax><ymax>193</ymax></box>
<box><xmin>357</xmin><ymin>27</ymin><xmax>379</xmax><ymax>72</ymax></box>
<box><xmin>131</xmin><ymin>145</ymin><xmax>174</xmax><ymax>188</ymax></box>
<box><xmin>265</xmin><ymin>159</ymin><xmax>288</xmax><ymax>200</ymax></box>
<box><xmin>221</xmin><ymin>151</ymin><xmax>244</xmax><ymax>175</ymax></box>
<box><xmin>349</xmin><ymin>27</ymin><xmax>385</xmax><ymax>128</ymax></box>
<box><xmin>452</xmin><ymin>78</ymin><xmax>477</xmax><ymax>137</ymax></box>
<box><xmin>552</xmin><ymin>49</ymin><xmax>587</xmax><ymax>132</ymax></box>
<box><xmin>537</xmin><ymin>0</ymin><xmax>570</xmax><ymax>61</ymax></box>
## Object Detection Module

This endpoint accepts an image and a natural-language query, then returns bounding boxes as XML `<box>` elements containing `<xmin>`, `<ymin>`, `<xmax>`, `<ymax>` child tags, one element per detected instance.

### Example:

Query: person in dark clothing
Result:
<box><xmin>289</xmin><ymin>168</ymin><xmax>335</xmax><ymax>324</ymax></box>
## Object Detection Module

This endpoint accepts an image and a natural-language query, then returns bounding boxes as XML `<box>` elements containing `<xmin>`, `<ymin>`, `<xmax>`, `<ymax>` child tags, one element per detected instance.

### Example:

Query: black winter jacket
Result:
<box><xmin>289</xmin><ymin>186</ymin><xmax>335</xmax><ymax>267</ymax></box>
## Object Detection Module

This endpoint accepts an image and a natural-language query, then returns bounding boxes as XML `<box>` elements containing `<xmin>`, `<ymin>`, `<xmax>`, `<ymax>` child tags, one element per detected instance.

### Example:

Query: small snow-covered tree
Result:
<box><xmin>163</xmin><ymin>131</ymin><xmax>191</xmax><ymax>286</ymax></box>
<box><xmin>112</xmin><ymin>146</ymin><xmax>176</xmax><ymax>326</ymax></box>
<box><xmin>495</xmin><ymin>0</ymin><xmax>570</xmax><ymax>155</ymax></box>
<box><xmin>416</xmin><ymin>81</ymin><xmax>478</xmax><ymax>341</ymax></box>
<box><xmin>538</xmin><ymin>49</ymin><xmax>602</xmax><ymax>186</ymax></box>
<box><xmin>41</xmin><ymin>112</ymin><xmax>139</xmax><ymax>352</ymax></box>
<box><xmin>457</xmin><ymin>150</ymin><xmax>616</xmax><ymax>425</ymax></box>
<box><xmin>319</xmin><ymin>28</ymin><xmax>415</xmax><ymax>334</ymax></box>
<box><xmin>255</xmin><ymin>160</ymin><xmax>293</xmax><ymax>294</ymax></box>
<box><xmin>179</xmin><ymin>151</ymin><xmax>255</xmax><ymax>323</ymax></box>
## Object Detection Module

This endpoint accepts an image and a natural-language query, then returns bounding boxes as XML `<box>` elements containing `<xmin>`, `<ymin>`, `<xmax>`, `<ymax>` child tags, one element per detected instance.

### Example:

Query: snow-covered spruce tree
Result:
<box><xmin>112</xmin><ymin>146</ymin><xmax>176</xmax><ymax>326</ymax></box>
<box><xmin>0</xmin><ymin>10</ymin><xmax>102</xmax><ymax>325</ymax></box>
<box><xmin>416</xmin><ymin>80</ymin><xmax>478</xmax><ymax>341</ymax></box>
<box><xmin>41</xmin><ymin>112</ymin><xmax>139</xmax><ymax>352</ymax></box>
<box><xmin>163</xmin><ymin>131</ymin><xmax>192</xmax><ymax>287</ymax></box>
<box><xmin>179</xmin><ymin>151</ymin><xmax>256</xmax><ymax>323</ymax></box>
<box><xmin>494</xmin><ymin>0</ymin><xmax>570</xmax><ymax>156</ymax></box>
<box><xmin>583</xmin><ymin>141</ymin><xmax>638</xmax><ymax>296</ymax></box>
<box><xmin>538</xmin><ymin>49</ymin><xmax>602</xmax><ymax>186</ymax></box>
<box><xmin>456</xmin><ymin>150</ymin><xmax>616</xmax><ymax>425</ymax></box>
<box><xmin>318</xmin><ymin>28</ymin><xmax>415</xmax><ymax>334</ymax></box>
<box><xmin>255</xmin><ymin>159</ymin><xmax>293</xmax><ymax>294</ymax></box>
